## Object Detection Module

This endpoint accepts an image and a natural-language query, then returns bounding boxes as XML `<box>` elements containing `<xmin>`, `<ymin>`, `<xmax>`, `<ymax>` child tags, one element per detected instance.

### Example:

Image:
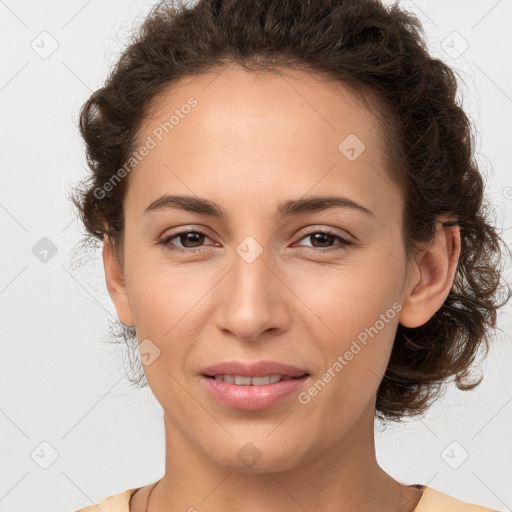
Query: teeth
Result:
<box><xmin>213</xmin><ymin>374</ymin><xmax>287</xmax><ymax>385</ymax></box>
<box><xmin>235</xmin><ymin>375</ymin><xmax>252</xmax><ymax>385</ymax></box>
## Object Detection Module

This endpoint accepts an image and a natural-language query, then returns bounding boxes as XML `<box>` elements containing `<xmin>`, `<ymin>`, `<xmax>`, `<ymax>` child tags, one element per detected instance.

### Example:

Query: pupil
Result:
<box><xmin>182</xmin><ymin>233</ymin><xmax>203</xmax><ymax>247</ymax></box>
<box><xmin>312</xmin><ymin>233</ymin><xmax>332</xmax><ymax>247</ymax></box>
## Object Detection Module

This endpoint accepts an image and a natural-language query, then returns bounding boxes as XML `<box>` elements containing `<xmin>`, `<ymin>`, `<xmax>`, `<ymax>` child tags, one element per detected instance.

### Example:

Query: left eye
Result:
<box><xmin>158</xmin><ymin>229</ymin><xmax>353</xmax><ymax>254</ymax></box>
<box><xmin>294</xmin><ymin>230</ymin><xmax>353</xmax><ymax>253</ymax></box>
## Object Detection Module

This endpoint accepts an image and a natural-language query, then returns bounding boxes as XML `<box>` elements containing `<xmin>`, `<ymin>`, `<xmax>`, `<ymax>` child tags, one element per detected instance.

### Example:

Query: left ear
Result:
<box><xmin>399</xmin><ymin>216</ymin><xmax>461</xmax><ymax>328</ymax></box>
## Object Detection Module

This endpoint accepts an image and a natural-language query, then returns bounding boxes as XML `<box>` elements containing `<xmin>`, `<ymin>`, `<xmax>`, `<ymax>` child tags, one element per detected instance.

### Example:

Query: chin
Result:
<box><xmin>206</xmin><ymin>439</ymin><xmax>306</xmax><ymax>474</ymax></box>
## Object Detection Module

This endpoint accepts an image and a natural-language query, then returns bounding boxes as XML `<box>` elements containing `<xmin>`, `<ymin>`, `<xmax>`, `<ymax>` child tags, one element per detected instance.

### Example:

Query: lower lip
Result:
<box><xmin>200</xmin><ymin>375</ymin><xmax>310</xmax><ymax>411</ymax></box>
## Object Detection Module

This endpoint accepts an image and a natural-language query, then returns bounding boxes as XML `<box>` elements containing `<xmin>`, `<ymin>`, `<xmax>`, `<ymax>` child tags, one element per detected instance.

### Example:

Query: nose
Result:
<box><xmin>214</xmin><ymin>238</ymin><xmax>290</xmax><ymax>342</ymax></box>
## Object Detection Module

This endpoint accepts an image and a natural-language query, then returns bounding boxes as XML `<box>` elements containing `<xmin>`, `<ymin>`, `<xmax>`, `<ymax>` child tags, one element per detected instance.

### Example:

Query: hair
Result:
<box><xmin>71</xmin><ymin>0</ymin><xmax>510</xmax><ymax>422</ymax></box>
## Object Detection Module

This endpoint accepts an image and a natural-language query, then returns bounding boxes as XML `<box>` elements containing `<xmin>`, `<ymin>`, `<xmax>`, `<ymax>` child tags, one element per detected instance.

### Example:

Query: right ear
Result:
<box><xmin>102</xmin><ymin>237</ymin><xmax>134</xmax><ymax>327</ymax></box>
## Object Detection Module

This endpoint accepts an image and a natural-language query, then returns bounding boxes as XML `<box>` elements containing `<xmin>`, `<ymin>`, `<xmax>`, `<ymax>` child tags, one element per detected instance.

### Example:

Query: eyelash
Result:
<box><xmin>157</xmin><ymin>227</ymin><xmax>353</xmax><ymax>254</ymax></box>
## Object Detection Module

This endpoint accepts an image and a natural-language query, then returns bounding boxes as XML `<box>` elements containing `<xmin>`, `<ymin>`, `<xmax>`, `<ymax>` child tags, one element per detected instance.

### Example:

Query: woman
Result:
<box><xmin>71</xmin><ymin>0</ymin><xmax>508</xmax><ymax>510</ymax></box>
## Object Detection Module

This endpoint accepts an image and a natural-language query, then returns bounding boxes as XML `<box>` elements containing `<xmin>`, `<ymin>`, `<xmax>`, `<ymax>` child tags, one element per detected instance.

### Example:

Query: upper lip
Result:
<box><xmin>201</xmin><ymin>360</ymin><xmax>309</xmax><ymax>378</ymax></box>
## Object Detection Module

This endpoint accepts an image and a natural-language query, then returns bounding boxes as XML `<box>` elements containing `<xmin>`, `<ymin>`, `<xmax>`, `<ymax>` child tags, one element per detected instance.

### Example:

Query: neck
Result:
<box><xmin>147</xmin><ymin>399</ymin><xmax>422</xmax><ymax>512</ymax></box>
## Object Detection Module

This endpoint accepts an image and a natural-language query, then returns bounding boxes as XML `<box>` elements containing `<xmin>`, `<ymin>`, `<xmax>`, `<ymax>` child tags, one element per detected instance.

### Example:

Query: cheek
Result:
<box><xmin>128</xmin><ymin>267</ymin><xmax>212</xmax><ymax>338</ymax></box>
<box><xmin>297</xmin><ymin>287</ymin><xmax>399</xmax><ymax>437</ymax></box>
<box><xmin>122</xmin><ymin>230</ymin><xmax>207</xmax><ymax>330</ymax></box>
<box><xmin>291</xmin><ymin>258</ymin><xmax>401</xmax><ymax>396</ymax></box>
<box><xmin>123</xmin><ymin>253</ymin><xmax>221</xmax><ymax>380</ymax></box>
<box><xmin>292</xmin><ymin>256</ymin><xmax>402</xmax><ymax>339</ymax></box>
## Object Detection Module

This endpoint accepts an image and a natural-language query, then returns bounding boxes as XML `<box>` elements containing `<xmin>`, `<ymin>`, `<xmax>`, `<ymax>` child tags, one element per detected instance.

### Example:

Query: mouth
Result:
<box><xmin>203</xmin><ymin>374</ymin><xmax>308</xmax><ymax>385</ymax></box>
<box><xmin>200</xmin><ymin>359</ymin><xmax>310</xmax><ymax>380</ymax></box>
<box><xmin>200</xmin><ymin>373</ymin><xmax>311</xmax><ymax>411</ymax></box>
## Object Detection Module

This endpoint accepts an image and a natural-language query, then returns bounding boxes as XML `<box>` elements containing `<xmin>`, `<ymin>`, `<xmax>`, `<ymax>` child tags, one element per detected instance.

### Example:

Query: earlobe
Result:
<box><xmin>102</xmin><ymin>237</ymin><xmax>135</xmax><ymax>327</ymax></box>
<box><xmin>399</xmin><ymin>220</ymin><xmax>461</xmax><ymax>329</ymax></box>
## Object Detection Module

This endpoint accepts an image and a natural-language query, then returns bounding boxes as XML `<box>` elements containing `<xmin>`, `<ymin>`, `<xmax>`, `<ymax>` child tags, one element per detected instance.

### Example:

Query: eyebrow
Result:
<box><xmin>144</xmin><ymin>194</ymin><xmax>375</xmax><ymax>220</ymax></box>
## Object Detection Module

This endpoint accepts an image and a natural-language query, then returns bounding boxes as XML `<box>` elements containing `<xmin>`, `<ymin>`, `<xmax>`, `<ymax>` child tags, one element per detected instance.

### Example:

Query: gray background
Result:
<box><xmin>0</xmin><ymin>0</ymin><xmax>511</xmax><ymax>511</ymax></box>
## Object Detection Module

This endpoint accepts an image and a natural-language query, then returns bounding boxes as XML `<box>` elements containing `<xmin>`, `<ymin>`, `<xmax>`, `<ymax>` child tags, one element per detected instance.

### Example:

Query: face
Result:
<box><xmin>106</xmin><ymin>65</ymin><xmax>424</xmax><ymax>472</ymax></box>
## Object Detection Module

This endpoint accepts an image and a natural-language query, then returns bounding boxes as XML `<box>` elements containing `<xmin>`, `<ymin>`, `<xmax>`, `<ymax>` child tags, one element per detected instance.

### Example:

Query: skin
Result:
<box><xmin>103</xmin><ymin>64</ymin><xmax>461</xmax><ymax>512</ymax></box>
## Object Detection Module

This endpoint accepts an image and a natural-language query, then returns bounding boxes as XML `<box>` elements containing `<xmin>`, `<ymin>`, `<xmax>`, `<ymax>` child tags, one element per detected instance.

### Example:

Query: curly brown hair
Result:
<box><xmin>71</xmin><ymin>0</ymin><xmax>510</xmax><ymax>422</ymax></box>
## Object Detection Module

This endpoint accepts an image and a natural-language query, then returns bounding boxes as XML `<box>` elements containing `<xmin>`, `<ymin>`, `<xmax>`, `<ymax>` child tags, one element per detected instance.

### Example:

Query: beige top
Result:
<box><xmin>74</xmin><ymin>485</ymin><xmax>500</xmax><ymax>511</ymax></box>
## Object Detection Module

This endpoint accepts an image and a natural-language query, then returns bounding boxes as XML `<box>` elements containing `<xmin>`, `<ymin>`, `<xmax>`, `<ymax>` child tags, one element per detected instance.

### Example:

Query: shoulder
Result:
<box><xmin>415</xmin><ymin>486</ymin><xmax>500</xmax><ymax>512</ymax></box>
<box><xmin>74</xmin><ymin>487</ymin><xmax>139</xmax><ymax>512</ymax></box>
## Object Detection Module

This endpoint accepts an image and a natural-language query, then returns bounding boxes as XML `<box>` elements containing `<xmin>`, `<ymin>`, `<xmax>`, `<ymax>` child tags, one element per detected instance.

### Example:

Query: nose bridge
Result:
<box><xmin>231</xmin><ymin>233</ymin><xmax>274</xmax><ymax>305</ymax></box>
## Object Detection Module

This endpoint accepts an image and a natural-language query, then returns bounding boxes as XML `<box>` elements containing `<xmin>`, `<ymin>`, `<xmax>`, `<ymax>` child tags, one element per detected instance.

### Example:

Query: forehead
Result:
<box><xmin>139</xmin><ymin>64</ymin><xmax>384</xmax><ymax>149</ymax></box>
<box><xmin>126</xmin><ymin>64</ymin><xmax>401</xmax><ymax>224</ymax></box>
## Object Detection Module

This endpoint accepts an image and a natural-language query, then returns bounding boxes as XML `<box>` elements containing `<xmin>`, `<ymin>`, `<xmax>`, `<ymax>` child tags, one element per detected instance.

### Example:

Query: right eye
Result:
<box><xmin>158</xmin><ymin>228</ymin><xmax>215</xmax><ymax>253</ymax></box>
